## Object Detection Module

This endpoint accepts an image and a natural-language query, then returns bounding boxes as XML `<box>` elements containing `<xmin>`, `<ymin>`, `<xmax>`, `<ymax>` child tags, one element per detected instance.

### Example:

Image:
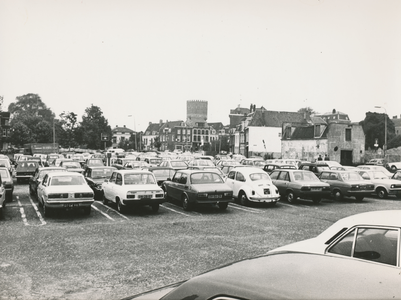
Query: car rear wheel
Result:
<box><xmin>376</xmin><ymin>187</ymin><xmax>388</xmax><ymax>199</ymax></box>
<box><xmin>117</xmin><ymin>199</ymin><xmax>126</xmax><ymax>213</ymax></box>
<box><xmin>218</xmin><ymin>202</ymin><xmax>228</xmax><ymax>210</ymax></box>
<box><xmin>151</xmin><ymin>204</ymin><xmax>159</xmax><ymax>212</ymax></box>
<box><xmin>182</xmin><ymin>195</ymin><xmax>192</xmax><ymax>211</ymax></box>
<box><xmin>333</xmin><ymin>190</ymin><xmax>343</xmax><ymax>201</ymax></box>
<box><xmin>239</xmin><ymin>192</ymin><xmax>250</xmax><ymax>206</ymax></box>
<box><xmin>286</xmin><ymin>191</ymin><xmax>296</xmax><ymax>203</ymax></box>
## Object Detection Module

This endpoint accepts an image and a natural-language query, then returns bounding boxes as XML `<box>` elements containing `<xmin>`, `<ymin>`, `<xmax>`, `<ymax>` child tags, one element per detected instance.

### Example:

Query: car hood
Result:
<box><xmin>151</xmin><ymin>252</ymin><xmax>401</xmax><ymax>300</ymax></box>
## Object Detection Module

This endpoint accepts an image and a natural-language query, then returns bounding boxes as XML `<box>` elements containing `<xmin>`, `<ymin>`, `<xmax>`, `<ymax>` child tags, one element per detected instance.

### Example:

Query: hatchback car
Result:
<box><xmin>128</xmin><ymin>210</ymin><xmax>401</xmax><ymax>300</ymax></box>
<box><xmin>357</xmin><ymin>170</ymin><xmax>401</xmax><ymax>199</ymax></box>
<box><xmin>225</xmin><ymin>167</ymin><xmax>280</xmax><ymax>206</ymax></box>
<box><xmin>83</xmin><ymin>166</ymin><xmax>116</xmax><ymax>200</ymax></box>
<box><xmin>163</xmin><ymin>169</ymin><xmax>233</xmax><ymax>211</ymax></box>
<box><xmin>270</xmin><ymin>169</ymin><xmax>331</xmax><ymax>203</ymax></box>
<box><xmin>102</xmin><ymin>169</ymin><xmax>165</xmax><ymax>213</ymax></box>
<box><xmin>37</xmin><ymin>171</ymin><xmax>94</xmax><ymax>216</ymax></box>
<box><xmin>319</xmin><ymin>170</ymin><xmax>375</xmax><ymax>201</ymax></box>
<box><xmin>15</xmin><ymin>160</ymin><xmax>40</xmax><ymax>183</ymax></box>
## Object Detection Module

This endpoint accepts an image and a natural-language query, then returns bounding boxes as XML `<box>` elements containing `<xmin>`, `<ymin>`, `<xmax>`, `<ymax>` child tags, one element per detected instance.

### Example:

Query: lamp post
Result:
<box><xmin>374</xmin><ymin>106</ymin><xmax>387</xmax><ymax>157</ymax></box>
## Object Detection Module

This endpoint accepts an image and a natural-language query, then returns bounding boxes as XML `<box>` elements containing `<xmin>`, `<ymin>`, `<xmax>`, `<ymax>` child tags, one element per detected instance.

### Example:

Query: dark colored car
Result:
<box><xmin>298</xmin><ymin>161</ymin><xmax>331</xmax><ymax>176</ymax></box>
<box><xmin>270</xmin><ymin>169</ymin><xmax>331</xmax><ymax>203</ymax></box>
<box><xmin>163</xmin><ymin>169</ymin><xmax>233</xmax><ymax>211</ymax></box>
<box><xmin>16</xmin><ymin>160</ymin><xmax>40</xmax><ymax>183</ymax></box>
<box><xmin>148</xmin><ymin>167</ymin><xmax>176</xmax><ymax>187</ymax></box>
<box><xmin>319</xmin><ymin>170</ymin><xmax>375</xmax><ymax>201</ymax></box>
<box><xmin>29</xmin><ymin>167</ymin><xmax>68</xmax><ymax>198</ymax></box>
<box><xmin>0</xmin><ymin>167</ymin><xmax>13</xmax><ymax>202</ymax></box>
<box><xmin>263</xmin><ymin>163</ymin><xmax>296</xmax><ymax>174</ymax></box>
<box><xmin>83</xmin><ymin>166</ymin><xmax>116</xmax><ymax>200</ymax></box>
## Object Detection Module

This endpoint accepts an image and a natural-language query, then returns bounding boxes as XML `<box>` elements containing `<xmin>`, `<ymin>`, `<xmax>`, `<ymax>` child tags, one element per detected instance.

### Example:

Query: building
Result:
<box><xmin>0</xmin><ymin>112</ymin><xmax>11</xmax><ymax>151</ymax></box>
<box><xmin>111</xmin><ymin>125</ymin><xmax>134</xmax><ymax>148</ymax></box>
<box><xmin>391</xmin><ymin>115</ymin><xmax>401</xmax><ymax>136</ymax></box>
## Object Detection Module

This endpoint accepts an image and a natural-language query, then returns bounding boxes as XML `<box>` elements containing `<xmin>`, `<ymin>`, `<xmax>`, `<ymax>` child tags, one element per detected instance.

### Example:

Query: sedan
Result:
<box><xmin>270</xmin><ymin>169</ymin><xmax>331</xmax><ymax>204</ymax></box>
<box><xmin>102</xmin><ymin>170</ymin><xmax>165</xmax><ymax>213</ymax></box>
<box><xmin>357</xmin><ymin>170</ymin><xmax>401</xmax><ymax>199</ymax></box>
<box><xmin>319</xmin><ymin>170</ymin><xmax>375</xmax><ymax>201</ymax></box>
<box><xmin>127</xmin><ymin>210</ymin><xmax>401</xmax><ymax>300</ymax></box>
<box><xmin>163</xmin><ymin>170</ymin><xmax>233</xmax><ymax>211</ymax></box>
<box><xmin>83</xmin><ymin>166</ymin><xmax>116</xmax><ymax>200</ymax></box>
<box><xmin>37</xmin><ymin>171</ymin><xmax>94</xmax><ymax>217</ymax></box>
<box><xmin>15</xmin><ymin>160</ymin><xmax>40</xmax><ymax>183</ymax></box>
<box><xmin>225</xmin><ymin>167</ymin><xmax>280</xmax><ymax>206</ymax></box>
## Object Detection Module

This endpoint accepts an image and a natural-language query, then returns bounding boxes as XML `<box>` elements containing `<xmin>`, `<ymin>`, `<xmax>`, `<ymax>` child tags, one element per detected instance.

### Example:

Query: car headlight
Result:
<box><xmin>390</xmin><ymin>184</ymin><xmax>395</xmax><ymax>189</ymax></box>
<box><xmin>127</xmin><ymin>191</ymin><xmax>136</xmax><ymax>199</ymax></box>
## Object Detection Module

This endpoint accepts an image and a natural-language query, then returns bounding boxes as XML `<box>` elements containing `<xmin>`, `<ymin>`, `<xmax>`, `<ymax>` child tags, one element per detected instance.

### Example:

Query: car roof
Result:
<box><xmin>115</xmin><ymin>169</ymin><xmax>152</xmax><ymax>174</ymax></box>
<box><xmin>46</xmin><ymin>171</ymin><xmax>83</xmax><ymax>177</ymax></box>
<box><xmin>87</xmin><ymin>166</ymin><xmax>115</xmax><ymax>170</ymax></box>
<box><xmin>231</xmin><ymin>166</ymin><xmax>268</xmax><ymax>173</ymax></box>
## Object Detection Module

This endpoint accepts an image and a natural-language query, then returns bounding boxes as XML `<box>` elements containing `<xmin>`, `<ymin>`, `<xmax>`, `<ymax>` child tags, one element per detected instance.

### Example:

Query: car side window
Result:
<box><xmin>116</xmin><ymin>174</ymin><xmax>123</xmax><ymax>185</ymax></box>
<box><xmin>320</xmin><ymin>172</ymin><xmax>330</xmax><ymax>180</ymax></box>
<box><xmin>42</xmin><ymin>174</ymin><xmax>49</xmax><ymax>186</ymax></box>
<box><xmin>330</xmin><ymin>173</ymin><xmax>339</xmax><ymax>180</ymax></box>
<box><xmin>328</xmin><ymin>227</ymin><xmax>398</xmax><ymax>266</ymax></box>
<box><xmin>278</xmin><ymin>171</ymin><xmax>289</xmax><ymax>181</ymax></box>
<box><xmin>359</xmin><ymin>172</ymin><xmax>370</xmax><ymax>180</ymax></box>
<box><xmin>236</xmin><ymin>172</ymin><xmax>245</xmax><ymax>182</ymax></box>
<box><xmin>109</xmin><ymin>172</ymin><xmax>117</xmax><ymax>183</ymax></box>
<box><xmin>172</xmin><ymin>172</ymin><xmax>182</xmax><ymax>183</ymax></box>
<box><xmin>269</xmin><ymin>171</ymin><xmax>279</xmax><ymax>180</ymax></box>
<box><xmin>179</xmin><ymin>174</ymin><xmax>187</xmax><ymax>184</ymax></box>
<box><xmin>227</xmin><ymin>171</ymin><xmax>235</xmax><ymax>180</ymax></box>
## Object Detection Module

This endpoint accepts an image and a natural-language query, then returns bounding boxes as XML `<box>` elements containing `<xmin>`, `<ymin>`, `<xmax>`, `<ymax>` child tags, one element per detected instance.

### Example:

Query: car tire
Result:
<box><xmin>286</xmin><ymin>191</ymin><xmax>296</xmax><ymax>203</ymax></box>
<box><xmin>391</xmin><ymin>165</ymin><xmax>397</xmax><ymax>172</ymax></box>
<box><xmin>182</xmin><ymin>195</ymin><xmax>192</xmax><ymax>211</ymax></box>
<box><xmin>376</xmin><ymin>187</ymin><xmax>388</xmax><ymax>199</ymax></box>
<box><xmin>355</xmin><ymin>196</ymin><xmax>364</xmax><ymax>202</ymax></box>
<box><xmin>333</xmin><ymin>190</ymin><xmax>343</xmax><ymax>201</ymax></box>
<box><xmin>83</xmin><ymin>206</ymin><xmax>91</xmax><ymax>215</ymax></box>
<box><xmin>218</xmin><ymin>202</ymin><xmax>228</xmax><ymax>210</ymax></box>
<box><xmin>151</xmin><ymin>204</ymin><xmax>159</xmax><ymax>212</ymax></box>
<box><xmin>117</xmin><ymin>199</ymin><xmax>126</xmax><ymax>213</ymax></box>
<box><xmin>102</xmin><ymin>193</ymin><xmax>109</xmax><ymax>205</ymax></box>
<box><xmin>239</xmin><ymin>192</ymin><xmax>250</xmax><ymax>206</ymax></box>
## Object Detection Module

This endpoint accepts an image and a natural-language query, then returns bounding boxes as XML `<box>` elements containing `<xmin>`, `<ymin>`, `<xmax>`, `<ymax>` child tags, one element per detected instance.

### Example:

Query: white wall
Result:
<box><xmin>248</xmin><ymin>127</ymin><xmax>282</xmax><ymax>153</ymax></box>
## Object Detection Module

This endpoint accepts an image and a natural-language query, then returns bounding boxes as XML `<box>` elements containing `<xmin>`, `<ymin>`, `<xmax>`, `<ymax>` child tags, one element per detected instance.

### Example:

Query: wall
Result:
<box><xmin>282</xmin><ymin>139</ymin><xmax>328</xmax><ymax>162</ymax></box>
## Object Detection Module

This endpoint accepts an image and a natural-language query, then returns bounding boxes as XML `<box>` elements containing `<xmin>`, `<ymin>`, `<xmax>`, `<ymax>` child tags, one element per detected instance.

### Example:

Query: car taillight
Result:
<box><xmin>127</xmin><ymin>191</ymin><xmax>136</xmax><ymax>199</ymax></box>
<box><xmin>48</xmin><ymin>193</ymin><xmax>68</xmax><ymax>199</ymax></box>
<box><xmin>74</xmin><ymin>192</ymin><xmax>93</xmax><ymax>198</ymax></box>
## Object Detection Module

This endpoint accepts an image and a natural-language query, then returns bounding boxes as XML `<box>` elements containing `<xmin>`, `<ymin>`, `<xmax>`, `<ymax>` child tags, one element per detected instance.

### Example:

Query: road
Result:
<box><xmin>1</xmin><ymin>182</ymin><xmax>400</xmax><ymax>300</ymax></box>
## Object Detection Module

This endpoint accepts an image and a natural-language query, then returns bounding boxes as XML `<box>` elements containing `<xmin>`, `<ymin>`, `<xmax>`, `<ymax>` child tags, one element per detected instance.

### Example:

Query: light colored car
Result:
<box><xmin>0</xmin><ymin>175</ymin><xmax>7</xmax><ymax>218</ymax></box>
<box><xmin>129</xmin><ymin>210</ymin><xmax>401</xmax><ymax>300</ymax></box>
<box><xmin>102</xmin><ymin>169</ymin><xmax>165</xmax><ymax>213</ymax></box>
<box><xmin>59</xmin><ymin>159</ymin><xmax>85</xmax><ymax>174</ymax></box>
<box><xmin>159</xmin><ymin>160</ymin><xmax>188</xmax><ymax>170</ymax></box>
<box><xmin>37</xmin><ymin>171</ymin><xmax>94</xmax><ymax>217</ymax></box>
<box><xmin>357</xmin><ymin>164</ymin><xmax>393</xmax><ymax>178</ymax></box>
<box><xmin>225</xmin><ymin>167</ymin><xmax>280</xmax><ymax>206</ymax></box>
<box><xmin>270</xmin><ymin>169</ymin><xmax>331</xmax><ymax>204</ymax></box>
<box><xmin>357</xmin><ymin>170</ymin><xmax>401</xmax><ymax>199</ymax></box>
<box><xmin>0</xmin><ymin>167</ymin><xmax>13</xmax><ymax>202</ymax></box>
<box><xmin>319</xmin><ymin>170</ymin><xmax>375</xmax><ymax>202</ymax></box>
<box><xmin>387</xmin><ymin>162</ymin><xmax>401</xmax><ymax>172</ymax></box>
<box><xmin>163</xmin><ymin>169</ymin><xmax>233</xmax><ymax>211</ymax></box>
<box><xmin>239</xmin><ymin>158</ymin><xmax>266</xmax><ymax>168</ymax></box>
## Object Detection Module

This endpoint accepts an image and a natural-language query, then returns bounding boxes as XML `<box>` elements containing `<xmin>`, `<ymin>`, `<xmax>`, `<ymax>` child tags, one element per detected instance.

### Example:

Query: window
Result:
<box><xmin>177</xmin><ymin>129</ymin><xmax>181</xmax><ymax>134</ymax></box>
<box><xmin>227</xmin><ymin>171</ymin><xmax>235</xmax><ymax>180</ymax></box>
<box><xmin>320</xmin><ymin>172</ymin><xmax>330</xmax><ymax>180</ymax></box>
<box><xmin>345</xmin><ymin>128</ymin><xmax>351</xmax><ymax>141</ymax></box>
<box><xmin>314</xmin><ymin>125</ymin><xmax>321</xmax><ymax>137</ymax></box>
<box><xmin>116</xmin><ymin>174</ymin><xmax>122</xmax><ymax>185</ymax></box>
<box><xmin>236</xmin><ymin>172</ymin><xmax>245</xmax><ymax>182</ymax></box>
<box><xmin>278</xmin><ymin>171</ymin><xmax>289</xmax><ymax>181</ymax></box>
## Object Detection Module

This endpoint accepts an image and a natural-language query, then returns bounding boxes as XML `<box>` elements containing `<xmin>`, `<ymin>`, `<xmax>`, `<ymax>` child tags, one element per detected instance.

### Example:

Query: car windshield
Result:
<box><xmin>293</xmin><ymin>171</ymin><xmax>319</xmax><ymax>181</ymax></box>
<box><xmin>171</xmin><ymin>161</ymin><xmax>187</xmax><ymax>167</ymax></box>
<box><xmin>51</xmin><ymin>175</ymin><xmax>85</xmax><ymax>186</ymax></box>
<box><xmin>371</xmin><ymin>171</ymin><xmax>388</xmax><ymax>179</ymax></box>
<box><xmin>91</xmin><ymin>169</ymin><xmax>114</xmax><ymax>179</ymax></box>
<box><xmin>340</xmin><ymin>172</ymin><xmax>363</xmax><ymax>181</ymax></box>
<box><xmin>249</xmin><ymin>172</ymin><xmax>270</xmax><ymax>181</ymax></box>
<box><xmin>124</xmin><ymin>173</ymin><xmax>156</xmax><ymax>185</ymax></box>
<box><xmin>190</xmin><ymin>172</ymin><xmax>224</xmax><ymax>184</ymax></box>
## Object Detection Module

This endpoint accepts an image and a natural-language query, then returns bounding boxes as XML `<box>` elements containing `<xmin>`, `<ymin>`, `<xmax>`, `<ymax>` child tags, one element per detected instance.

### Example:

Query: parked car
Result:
<box><xmin>386</xmin><ymin>161</ymin><xmax>401</xmax><ymax>173</ymax></box>
<box><xmin>102</xmin><ymin>169</ymin><xmax>165</xmax><ymax>213</ymax></box>
<box><xmin>143</xmin><ymin>157</ymin><xmax>162</xmax><ymax>167</ymax></box>
<box><xmin>59</xmin><ymin>159</ymin><xmax>85</xmax><ymax>174</ymax></box>
<box><xmin>391</xmin><ymin>170</ymin><xmax>401</xmax><ymax>181</ymax></box>
<box><xmin>239</xmin><ymin>158</ymin><xmax>266</xmax><ymax>168</ymax></box>
<box><xmin>270</xmin><ymin>169</ymin><xmax>331</xmax><ymax>204</ymax></box>
<box><xmin>163</xmin><ymin>169</ymin><xmax>233</xmax><ymax>211</ymax></box>
<box><xmin>29</xmin><ymin>167</ymin><xmax>67</xmax><ymax>198</ymax></box>
<box><xmin>225</xmin><ymin>167</ymin><xmax>280</xmax><ymax>206</ymax></box>
<box><xmin>128</xmin><ymin>210</ymin><xmax>401</xmax><ymax>300</ymax></box>
<box><xmin>0</xmin><ymin>176</ymin><xmax>6</xmax><ymax>218</ymax></box>
<box><xmin>357</xmin><ymin>164</ymin><xmax>393</xmax><ymax>178</ymax></box>
<box><xmin>298</xmin><ymin>161</ymin><xmax>331</xmax><ymax>176</ymax></box>
<box><xmin>83</xmin><ymin>166</ymin><xmax>116</xmax><ymax>200</ymax></box>
<box><xmin>15</xmin><ymin>160</ymin><xmax>40</xmax><ymax>183</ymax></box>
<box><xmin>319</xmin><ymin>170</ymin><xmax>375</xmax><ymax>201</ymax></box>
<box><xmin>220</xmin><ymin>164</ymin><xmax>246</xmax><ymax>176</ymax></box>
<box><xmin>148</xmin><ymin>167</ymin><xmax>176</xmax><ymax>187</ymax></box>
<box><xmin>0</xmin><ymin>167</ymin><xmax>13</xmax><ymax>202</ymax></box>
<box><xmin>186</xmin><ymin>159</ymin><xmax>216</xmax><ymax>169</ymax></box>
<box><xmin>36</xmin><ymin>171</ymin><xmax>94</xmax><ymax>216</ymax></box>
<box><xmin>159</xmin><ymin>159</ymin><xmax>188</xmax><ymax>170</ymax></box>
<box><xmin>366</xmin><ymin>158</ymin><xmax>386</xmax><ymax>166</ymax></box>
<box><xmin>112</xmin><ymin>158</ymin><xmax>139</xmax><ymax>170</ymax></box>
<box><xmin>83</xmin><ymin>158</ymin><xmax>105</xmax><ymax>170</ymax></box>
<box><xmin>262</xmin><ymin>163</ymin><xmax>296</xmax><ymax>174</ymax></box>
<box><xmin>357</xmin><ymin>170</ymin><xmax>401</xmax><ymax>199</ymax></box>
<box><xmin>0</xmin><ymin>158</ymin><xmax>14</xmax><ymax>176</ymax></box>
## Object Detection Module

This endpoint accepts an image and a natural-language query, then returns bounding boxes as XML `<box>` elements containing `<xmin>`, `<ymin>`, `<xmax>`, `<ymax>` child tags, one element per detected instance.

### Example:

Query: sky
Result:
<box><xmin>1</xmin><ymin>0</ymin><xmax>400</xmax><ymax>132</ymax></box>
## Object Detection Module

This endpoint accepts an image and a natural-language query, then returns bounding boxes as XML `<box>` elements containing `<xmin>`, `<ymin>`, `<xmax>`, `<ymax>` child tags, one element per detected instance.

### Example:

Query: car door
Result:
<box><xmin>103</xmin><ymin>172</ymin><xmax>117</xmax><ymax>200</ymax></box>
<box><xmin>225</xmin><ymin>170</ymin><xmax>237</xmax><ymax>197</ymax></box>
<box><xmin>271</xmin><ymin>171</ymin><xmax>290</xmax><ymax>196</ymax></box>
<box><xmin>166</xmin><ymin>172</ymin><xmax>182</xmax><ymax>200</ymax></box>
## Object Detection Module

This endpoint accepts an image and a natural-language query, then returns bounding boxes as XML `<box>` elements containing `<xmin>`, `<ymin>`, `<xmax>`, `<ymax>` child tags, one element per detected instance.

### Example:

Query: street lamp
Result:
<box><xmin>374</xmin><ymin>106</ymin><xmax>387</xmax><ymax>157</ymax></box>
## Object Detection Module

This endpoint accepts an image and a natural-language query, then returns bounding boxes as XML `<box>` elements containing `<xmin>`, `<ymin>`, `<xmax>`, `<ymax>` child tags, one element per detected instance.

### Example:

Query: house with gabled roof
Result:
<box><xmin>281</xmin><ymin>110</ymin><xmax>365</xmax><ymax>165</ymax></box>
<box><xmin>111</xmin><ymin>125</ymin><xmax>134</xmax><ymax>148</ymax></box>
<box><xmin>142</xmin><ymin>121</ymin><xmax>165</xmax><ymax>151</ymax></box>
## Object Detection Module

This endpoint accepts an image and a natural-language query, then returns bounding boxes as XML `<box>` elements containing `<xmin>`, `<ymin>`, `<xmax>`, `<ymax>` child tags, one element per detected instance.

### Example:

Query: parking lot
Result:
<box><xmin>1</xmin><ymin>181</ymin><xmax>401</xmax><ymax>299</ymax></box>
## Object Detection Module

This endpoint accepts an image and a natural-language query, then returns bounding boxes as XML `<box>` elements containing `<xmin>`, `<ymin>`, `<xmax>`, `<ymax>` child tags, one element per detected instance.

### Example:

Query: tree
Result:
<box><xmin>360</xmin><ymin>112</ymin><xmax>395</xmax><ymax>150</ymax></box>
<box><xmin>9</xmin><ymin>122</ymin><xmax>34</xmax><ymax>147</ymax></box>
<box><xmin>59</xmin><ymin>112</ymin><xmax>79</xmax><ymax>149</ymax></box>
<box><xmin>297</xmin><ymin>107</ymin><xmax>316</xmax><ymax>115</ymax></box>
<box><xmin>79</xmin><ymin>105</ymin><xmax>112</xmax><ymax>150</ymax></box>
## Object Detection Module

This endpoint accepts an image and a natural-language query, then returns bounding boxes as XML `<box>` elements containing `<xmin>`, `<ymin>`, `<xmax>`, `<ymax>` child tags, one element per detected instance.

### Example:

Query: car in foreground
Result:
<box><xmin>29</xmin><ymin>167</ymin><xmax>67</xmax><ymax>198</ymax></box>
<box><xmin>357</xmin><ymin>170</ymin><xmax>401</xmax><ymax>199</ymax></box>
<box><xmin>15</xmin><ymin>160</ymin><xmax>40</xmax><ymax>183</ymax></box>
<box><xmin>102</xmin><ymin>169</ymin><xmax>165</xmax><ymax>213</ymax></box>
<box><xmin>83</xmin><ymin>166</ymin><xmax>116</xmax><ymax>200</ymax></box>
<box><xmin>225</xmin><ymin>167</ymin><xmax>280</xmax><ymax>206</ymax></box>
<box><xmin>319</xmin><ymin>170</ymin><xmax>375</xmax><ymax>201</ymax></box>
<box><xmin>163</xmin><ymin>169</ymin><xmax>233</xmax><ymax>211</ymax></box>
<box><xmin>270</xmin><ymin>169</ymin><xmax>331</xmax><ymax>203</ymax></box>
<box><xmin>0</xmin><ymin>167</ymin><xmax>13</xmax><ymax>202</ymax></box>
<box><xmin>127</xmin><ymin>210</ymin><xmax>401</xmax><ymax>300</ymax></box>
<box><xmin>36</xmin><ymin>171</ymin><xmax>94</xmax><ymax>217</ymax></box>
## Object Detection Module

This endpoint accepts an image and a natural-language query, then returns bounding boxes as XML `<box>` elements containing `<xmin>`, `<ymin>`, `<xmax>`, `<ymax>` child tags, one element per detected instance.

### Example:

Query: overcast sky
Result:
<box><xmin>1</xmin><ymin>0</ymin><xmax>400</xmax><ymax>132</ymax></box>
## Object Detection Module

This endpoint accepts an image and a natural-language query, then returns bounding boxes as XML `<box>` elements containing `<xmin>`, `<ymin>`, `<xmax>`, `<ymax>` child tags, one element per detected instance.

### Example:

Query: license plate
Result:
<box><xmin>64</xmin><ymin>203</ymin><xmax>79</xmax><ymax>208</ymax></box>
<box><xmin>138</xmin><ymin>195</ymin><xmax>151</xmax><ymax>199</ymax></box>
<box><xmin>209</xmin><ymin>195</ymin><xmax>222</xmax><ymax>199</ymax></box>
<box><xmin>311</xmin><ymin>188</ymin><xmax>322</xmax><ymax>191</ymax></box>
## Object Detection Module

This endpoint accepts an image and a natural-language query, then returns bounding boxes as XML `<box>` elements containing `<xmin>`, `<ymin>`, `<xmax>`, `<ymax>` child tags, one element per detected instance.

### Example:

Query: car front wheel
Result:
<box><xmin>376</xmin><ymin>187</ymin><xmax>388</xmax><ymax>199</ymax></box>
<box><xmin>239</xmin><ymin>192</ymin><xmax>250</xmax><ymax>206</ymax></box>
<box><xmin>102</xmin><ymin>193</ymin><xmax>109</xmax><ymax>205</ymax></box>
<box><xmin>117</xmin><ymin>199</ymin><xmax>126</xmax><ymax>213</ymax></box>
<box><xmin>182</xmin><ymin>195</ymin><xmax>192</xmax><ymax>211</ymax></box>
<box><xmin>333</xmin><ymin>190</ymin><xmax>343</xmax><ymax>201</ymax></box>
<box><xmin>286</xmin><ymin>191</ymin><xmax>296</xmax><ymax>203</ymax></box>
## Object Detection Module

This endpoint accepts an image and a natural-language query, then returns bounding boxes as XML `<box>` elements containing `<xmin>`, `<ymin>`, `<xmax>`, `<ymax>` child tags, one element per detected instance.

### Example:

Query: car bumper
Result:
<box><xmin>345</xmin><ymin>190</ymin><xmax>374</xmax><ymax>197</ymax></box>
<box><xmin>298</xmin><ymin>191</ymin><xmax>331</xmax><ymax>199</ymax></box>
<box><xmin>249</xmin><ymin>196</ymin><xmax>280</xmax><ymax>203</ymax></box>
<box><xmin>44</xmin><ymin>199</ymin><xmax>94</xmax><ymax>208</ymax></box>
<box><xmin>122</xmin><ymin>198</ymin><xmax>165</xmax><ymax>206</ymax></box>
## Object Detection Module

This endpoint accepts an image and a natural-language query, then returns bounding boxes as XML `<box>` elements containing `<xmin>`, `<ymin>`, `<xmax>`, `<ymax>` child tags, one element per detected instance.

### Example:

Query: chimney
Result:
<box><xmin>123</xmin><ymin>125</ymin><xmax>126</xmax><ymax>127</ymax></box>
